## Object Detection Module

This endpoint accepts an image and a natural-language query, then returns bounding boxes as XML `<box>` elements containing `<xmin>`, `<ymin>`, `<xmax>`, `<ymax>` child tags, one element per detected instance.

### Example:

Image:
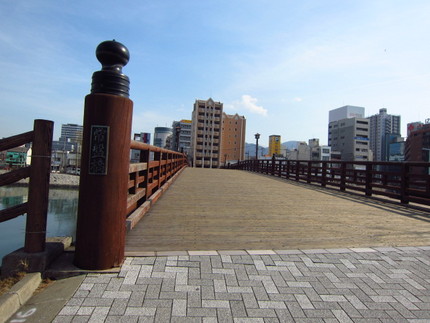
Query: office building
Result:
<box><xmin>172</xmin><ymin>120</ymin><xmax>192</xmax><ymax>154</ymax></box>
<box><xmin>153</xmin><ymin>127</ymin><xmax>172</xmax><ymax>148</ymax></box>
<box><xmin>328</xmin><ymin>117</ymin><xmax>372</xmax><ymax>162</ymax></box>
<box><xmin>52</xmin><ymin>123</ymin><xmax>83</xmax><ymax>152</ymax></box>
<box><xmin>308</xmin><ymin>139</ymin><xmax>331</xmax><ymax>161</ymax></box>
<box><xmin>220</xmin><ymin>113</ymin><xmax>246</xmax><ymax>165</ymax></box>
<box><xmin>386</xmin><ymin>134</ymin><xmax>405</xmax><ymax>162</ymax></box>
<box><xmin>286</xmin><ymin>138</ymin><xmax>331</xmax><ymax>161</ymax></box>
<box><xmin>191</xmin><ymin>98</ymin><xmax>223</xmax><ymax>168</ymax></box>
<box><xmin>59</xmin><ymin>123</ymin><xmax>83</xmax><ymax>144</ymax></box>
<box><xmin>328</xmin><ymin>105</ymin><xmax>365</xmax><ymax>123</ymax></box>
<box><xmin>405</xmin><ymin>121</ymin><xmax>430</xmax><ymax>162</ymax></box>
<box><xmin>130</xmin><ymin>132</ymin><xmax>151</xmax><ymax>163</ymax></box>
<box><xmin>268</xmin><ymin>135</ymin><xmax>281</xmax><ymax>157</ymax></box>
<box><xmin>51</xmin><ymin>123</ymin><xmax>83</xmax><ymax>172</ymax></box>
<box><xmin>367</xmin><ymin>108</ymin><xmax>401</xmax><ymax>161</ymax></box>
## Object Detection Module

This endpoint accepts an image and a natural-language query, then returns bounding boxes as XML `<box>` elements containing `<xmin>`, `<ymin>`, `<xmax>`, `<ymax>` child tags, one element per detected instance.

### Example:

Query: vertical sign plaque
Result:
<box><xmin>89</xmin><ymin>125</ymin><xmax>109</xmax><ymax>175</ymax></box>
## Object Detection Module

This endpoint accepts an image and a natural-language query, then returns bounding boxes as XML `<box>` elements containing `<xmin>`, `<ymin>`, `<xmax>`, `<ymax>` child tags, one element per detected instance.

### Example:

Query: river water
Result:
<box><xmin>0</xmin><ymin>186</ymin><xmax>78</xmax><ymax>261</ymax></box>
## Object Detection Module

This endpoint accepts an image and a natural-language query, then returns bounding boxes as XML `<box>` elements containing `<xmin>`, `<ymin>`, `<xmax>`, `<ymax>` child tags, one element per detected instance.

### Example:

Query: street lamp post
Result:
<box><xmin>255</xmin><ymin>133</ymin><xmax>260</xmax><ymax>160</ymax></box>
<box><xmin>175</xmin><ymin>125</ymin><xmax>181</xmax><ymax>152</ymax></box>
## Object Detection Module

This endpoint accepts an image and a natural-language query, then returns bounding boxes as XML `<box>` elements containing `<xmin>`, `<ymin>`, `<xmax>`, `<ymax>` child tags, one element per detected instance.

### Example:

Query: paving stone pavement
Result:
<box><xmin>53</xmin><ymin>246</ymin><xmax>430</xmax><ymax>322</ymax></box>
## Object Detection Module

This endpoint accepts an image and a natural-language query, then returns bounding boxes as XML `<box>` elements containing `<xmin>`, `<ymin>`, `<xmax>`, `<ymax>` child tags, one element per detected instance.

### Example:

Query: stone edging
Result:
<box><xmin>125</xmin><ymin>245</ymin><xmax>430</xmax><ymax>257</ymax></box>
<box><xmin>0</xmin><ymin>273</ymin><xmax>41</xmax><ymax>323</ymax></box>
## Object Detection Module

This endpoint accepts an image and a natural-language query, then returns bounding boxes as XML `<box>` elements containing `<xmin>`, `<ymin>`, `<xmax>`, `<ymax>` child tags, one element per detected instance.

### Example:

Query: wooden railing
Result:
<box><xmin>0</xmin><ymin>120</ymin><xmax>53</xmax><ymax>253</ymax></box>
<box><xmin>126</xmin><ymin>141</ymin><xmax>187</xmax><ymax>229</ymax></box>
<box><xmin>230</xmin><ymin>159</ymin><xmax>430</xmax><ymax>206</ymax></box>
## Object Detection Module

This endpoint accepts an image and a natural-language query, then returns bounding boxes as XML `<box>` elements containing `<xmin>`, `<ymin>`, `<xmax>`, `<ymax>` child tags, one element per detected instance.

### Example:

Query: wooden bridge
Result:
<box><xmin>125</xmin><ymin>167</ymin><xmax>430</xmax><ymax>255</ymax></box>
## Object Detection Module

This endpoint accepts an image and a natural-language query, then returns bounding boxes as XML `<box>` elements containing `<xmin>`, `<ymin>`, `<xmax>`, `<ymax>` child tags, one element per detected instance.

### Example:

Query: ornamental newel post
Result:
<box><xmin>74</xmin><ymin>40</ymin><xmax>133</xmax><ymax>270</ymax></box>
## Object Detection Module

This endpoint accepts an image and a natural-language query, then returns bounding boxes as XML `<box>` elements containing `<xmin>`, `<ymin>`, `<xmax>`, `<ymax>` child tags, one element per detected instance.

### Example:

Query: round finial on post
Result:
<box><xmin>91</xmin><ymin>40</ymin><xmax>130</xmax><ymax>98</ymax></box>
<box><xmin>96</xmin><ymin>40</ymin><xmax>130</xmax><ymax>73</ymax></box>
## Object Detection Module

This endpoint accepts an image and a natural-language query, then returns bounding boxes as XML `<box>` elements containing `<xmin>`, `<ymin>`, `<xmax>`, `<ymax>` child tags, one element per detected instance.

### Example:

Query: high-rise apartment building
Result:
<box><xmin>328</xmin><ymin>117</ymin><xmax>372</xmax><ymax>162</ymax></box>
<box><xmin>268</xmin><ymin>135</ymin><xmax>281</xmax><ymax>157</ymax></box>
<box><xmin>367</xmin><ymin>108</ymin><xmax>401</xmax><ymax>161</ymax></box>
<box><xmin>172</xmin><ymin>120</ymin><xmax>192</xmax><ymax>154</ymax></box>
<box><xmin>220</xmin><ymin>113</ymin><xmax>246</xmax><ymax>165</ymax></box>
<box><xmin>191</xmin><ymin>98</ymin><xmax>223</xmax><ymax>168</ymax></box>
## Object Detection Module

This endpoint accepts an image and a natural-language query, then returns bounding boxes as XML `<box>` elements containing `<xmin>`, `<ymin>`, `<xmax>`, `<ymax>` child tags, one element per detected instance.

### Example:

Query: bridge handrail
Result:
<box><xmin>230</xmin><ymin>159</ymin><xmax>430</xmax><ymax>206</ymax></box>
<box><xmin>126</xmin><ymin>140</ymin><xmax>187</xmax><ymax>223</ymax></box>
<box><xmin>0</xmin><ymin>119</ymin><xmax>53</xmax><ymax>253</ymax></box>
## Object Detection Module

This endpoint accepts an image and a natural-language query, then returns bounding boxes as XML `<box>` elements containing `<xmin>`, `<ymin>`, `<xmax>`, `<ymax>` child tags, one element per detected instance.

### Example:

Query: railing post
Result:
<box><xmin>400</xmin><ymin>163</ymin><xmax>409</xmax><ymax>204</ymax></box>
<box><xmin>340</xmin><ymin>162</ymin><xmax>346</xmax><ymax>191</ymax></box>
<box><xmin>74</xmin><ymin>41</ymin><xmax>133</xmax><ymax>270</ymax></box>
<box><xmin>365</xmin><ymin>163</ymin><xmax>372</xmax><ymax>197</ymax></box>
<box><xmin>141</xmin><ymin>149</ymin><xmax>150</xmax><ymax>199</ymax></box>
<box><xmin>271</xmin><ymin>155</ymin><xmax>276</xmax><ymax>176</ymax></box>
<box><xmin>321</xmin><ymin>162</ymin><xmax>327</xmax><ymax>187</ymax></box>
<box><xmin>295</xmin><ymin>161</ymin><xmax>300</xmax><ymax>181</ymax></box>
<box><xmin>307</xmin><ymin>161</ymin><xmax>312</xmax><ymax>183</ymax></box>
<box><xmin>24</xmin><ymin>119</ymin><xmax>53</xmax><ymax>253</ymax></box>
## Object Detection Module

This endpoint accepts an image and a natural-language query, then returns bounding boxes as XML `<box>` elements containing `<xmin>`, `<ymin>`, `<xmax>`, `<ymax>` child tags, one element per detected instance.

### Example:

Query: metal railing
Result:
<box><xmin>231</xmin><ymin>159</ymin><xmax>430</xmax><ymax>206</ymax></box>
<box><xmin>0</xmin><ymin>119</ymin><xmax>53</xmax><ymax>253</ymax></box>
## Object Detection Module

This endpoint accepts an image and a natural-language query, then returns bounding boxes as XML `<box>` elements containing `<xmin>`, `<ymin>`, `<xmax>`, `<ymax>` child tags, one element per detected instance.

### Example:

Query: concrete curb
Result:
<box><xmin>0</xmin><ymin>272</ymin><xmax>41</xmax><ymax>323</ymax></box>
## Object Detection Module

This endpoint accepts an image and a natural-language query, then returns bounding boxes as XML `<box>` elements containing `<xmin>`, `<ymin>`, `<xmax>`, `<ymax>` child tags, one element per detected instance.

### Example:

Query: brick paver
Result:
<box><xmin>53</xmin><ymin>246</ymin><xmax>430</xmax><ymax>322</ymax></box>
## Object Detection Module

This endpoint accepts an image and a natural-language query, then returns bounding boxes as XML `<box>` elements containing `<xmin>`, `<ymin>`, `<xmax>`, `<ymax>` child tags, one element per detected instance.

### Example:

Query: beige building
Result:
<box><xmin>220</xmin><ymin>113</ymin><xmax>246</xmax><ymax>165</ymax></box>
<box><xmin>191</xmin><ymin>98</ymin><xmax>223</xmax><ymax>168</ymax></box>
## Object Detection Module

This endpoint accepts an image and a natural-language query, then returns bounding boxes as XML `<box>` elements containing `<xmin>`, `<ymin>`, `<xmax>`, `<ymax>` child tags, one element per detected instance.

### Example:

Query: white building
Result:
<box><xmin>329</xmin><ymin>105</ymin><xmax>365</xmax><ymax>123</ymax></box>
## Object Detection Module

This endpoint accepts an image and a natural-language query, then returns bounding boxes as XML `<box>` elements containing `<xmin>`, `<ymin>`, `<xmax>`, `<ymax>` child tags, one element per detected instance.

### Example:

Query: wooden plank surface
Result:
<box><xmin>125</xmin><ymin>168</ymin><xmax>430</xmax><ymax>253</ymax></box>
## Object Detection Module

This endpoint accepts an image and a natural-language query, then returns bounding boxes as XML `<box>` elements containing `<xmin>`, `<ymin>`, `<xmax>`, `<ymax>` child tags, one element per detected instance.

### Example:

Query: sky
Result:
<box><xmin>1</xmin><ymin>0</ymin><xmax>430</xmax><ymax>146</ymax></box>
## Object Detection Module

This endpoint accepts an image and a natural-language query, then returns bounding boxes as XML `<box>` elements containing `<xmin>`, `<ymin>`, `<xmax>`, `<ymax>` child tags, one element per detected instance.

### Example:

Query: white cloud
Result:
<box><xmin>228</xmin><ymin>95</ymin><xmax>268</xmax><ymax>116</ymax></box>
<box><xmin>293</xmin><ymin>97</ymin><xmax>303</xmax><ymax>102</ymax></box>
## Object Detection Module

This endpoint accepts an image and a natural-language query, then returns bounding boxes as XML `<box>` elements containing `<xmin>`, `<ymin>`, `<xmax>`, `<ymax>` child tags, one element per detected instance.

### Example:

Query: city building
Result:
<box><xmin>286</xmin><ymin>139</ymin><xmax>331</xmax><ymax>161</ymax></box>
<box><xmin>268</xmin><ymin>135</ymin><xmax>281</xmax><ymax>157</ymax></box>
<box><xmin>51</xmin><ymin>123</ymin><xmax>83</xmax><ymax>173</ymax></box>
<box><xmin>171</xmin><ymin>120</ymin><xmax>192</xmax><ymax>154</ymax></box>
<box><xmin>308</xmin><ymin>139</ymin><xmax>332</xmax><ymax>161</ymax></box>
<box><xmin>328</xmin><ymin>117</ymin><xmax>373</xmax><ymax>162</ymax></box>
<box><xmin>367</xmin><ymin>108</ymin><xmax>401</xmax><ymax>161</ymax></box>
<box><xmin>153</xmin><ymin>127</ymin><xmax>172</xmax><ymax>148</ymax></box>
<box><xmin>328</xmin><ymin>105</ymin><xmax>365</xmax><ymax>123</ymax></box>
<box><xmin>405</xmin><ymin>120</ymin><xmax>430</xmax><ymax>163</ymax></box>
<box><xmin>130</xmin><ymin>132</ymin><xmax>151</xmax><ymax>163</ymax></box>
<box><xmin>220</xmin><ymin>113</ymin><xmax>246</xmax><ymax>165</ymax></box>
<box><xmin>385</xmin><ymin>134</ymin><xmax>405</xmax><ymax>162</ymax></box>
<box><xmin>59</xmin><ymin>123</ymin><xmax>83</xmax><ymax>145</ymax></box>
<box><xmin>4</xmin><ymin>146</ymin><xmax>28</xmax><ymax>168</ymax></box>
<box><xmin>191</xmin><ymin>98</ymin><xmax>223</xmax><ymax>168</ymax></box>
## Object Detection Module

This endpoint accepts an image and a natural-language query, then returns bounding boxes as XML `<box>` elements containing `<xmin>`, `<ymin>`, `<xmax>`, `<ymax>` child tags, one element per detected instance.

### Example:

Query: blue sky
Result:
<box><xmin>1</xmin><ymin>1</ymin><xmax>430</xmax><ymax>146</ymax></box>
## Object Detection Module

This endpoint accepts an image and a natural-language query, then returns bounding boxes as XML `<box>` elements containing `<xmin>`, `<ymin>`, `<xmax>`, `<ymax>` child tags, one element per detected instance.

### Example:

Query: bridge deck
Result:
<box><xmin>125</xmin><ymin>168</ymin><xmax>430</xmax><ymax>254</ymax></box>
